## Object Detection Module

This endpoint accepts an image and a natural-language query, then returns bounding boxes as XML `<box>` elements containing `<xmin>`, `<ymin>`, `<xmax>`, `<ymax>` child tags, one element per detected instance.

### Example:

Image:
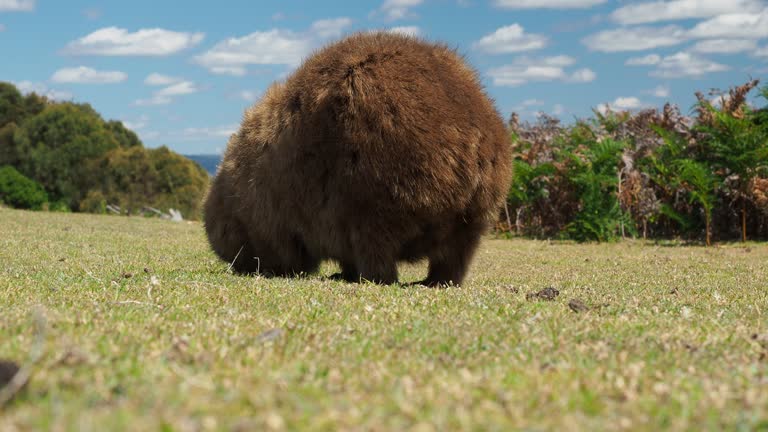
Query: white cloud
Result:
<box><xmin>144</xmin><ymin>73</ymin><xmax>182</xmax><ymax>86</ymax></box>
<box><xmin>569</xmin><ymin>68</ymin><xmax>596</xmax><ymax>82</ymax></box>
<box><xmin>692</xmin><ymin>39</ymin><xmax>757</xmax><ymax>54</ymax></box>
<box><xmin>194</xmin><ymin>29</ymin><xmax>311</xmax><ymax>75</ymax></box>
<box><xmin>209</xmin><ymin>66</ymin><xmax>248</xmax><ymax>77</ymax></box>
<box><xmin>527</xmin><ymin>55</ymin><xmax>575</xmax><ymax>67</ymax></box>
<box><xmin>64</xmin><ymin>27</ymin><xmax>204</xmax><ymax>56</ymax></box>
<box><xmin>14</xmin><ymin>80</ymin><xmax>72</xmax><ymax>100</ymax></box>
<box><xmin>650</xmin><ymin>85</ymin><xmax>670</xmax><ymax>98</ymax></box>
<box><xmin>156</xmin><ymin>81</ymin><xmax>197</xmax><ymax>97</ymax></box>
<box><xmin>135</xmin><ymin>96</ymin><xmax>171</xmax><ymax>106</ymax></box>
<box><xmin>613</xmin><ymin>97</ymin><xmax>643</xmax><ymax>110</ymax></box>
<box><xmin>487</xmin><ymin>55</ymin><xmax>594</xmax><ymax>86</ymax></box>
<box><xmin>511</xmin><ymin>99</ymin><xmax>549</xmax><ymax>116</ymax></box>
<box><xmin>377</xmin><ymin>0</ymin><xmax>423</xmax><ymax>21</ymax></box>
<box><xmin>494</xmin><ymin>0</ymin><xmax>607</xmax><ymax>9</ymax></box>
<box><xmin>310</xmin><ymin>17</ymin><xmax>353</xmax><ymax>38</ymax></box>
<box><xmin>611</xmin><ymin>0</ymin><xmax>763</xmax><ymax>25</ymax></box>
<box><xmin>625</xmin><ymin>50</ymin><xmax>730</xmax><ymax>78</ymax></box>
<box><xmin>122</xmin><ymin>115</ymin><xmax>149</xmax><ymax>131</ymax></box>
<box><xmin>387</xmin><ymin>26</ymin><xmax>421</xmax><ymax>36</ymax></box>
<box><xmin>183</xmin><ymin>125</ymin><xmax>239</xmax><ymax>139</ymax></box>
<box><xmin>583</xmin><ymin>26</ymin><xmax>687</xmax><ymax>52</ymax></box>
<box><xmin>687</xmin><ymin>9</ymin><xmax>768</xmax><ymax>40</ymax></box>
<box><xmin>51</xmin><ymin>66</ymin><xmax>127</xmax><ymax>84</ymax></box>
<box><xmin>756</xmin><ymin>46</ymin><xmax>768</xmax><ymax>58</ymax></box>
<box><xmin>626</xmin><ymin>54</ymin><xmax>661</xmax><ymax>66</ymax></box>
<box><xmin>650</xmin><ymin>52</ymin><xmax>730</xmax><ymax>78</ymax></box>
<box><xmin>0</xmin><ymin>24</ymin><xmax>5</xmax><ymax>32</ymax></box>
<box><xmin>135</xmin><ymin>81</ymin><xmax>198</xmax><ymax>106</ymax></box>
<box><xmin>473</xmin><ymin>24</ymin><xmax>547</xmax><ymax>54</ymax></box>
<box><xmin>553</xmin><ymin>104</ymin><xmax>565</xmax><ymax>115</ymax></box>
<box><xmin>195</xmin><ymin>19</ymin><xmax>352</xmax><ymax>76</ymax></box>
<box><xmin>0</xmin><ymin>0</ymin><xmax>34</xmax><ymax>12</ymax></box>
<box><xmin>586</xmin><ymin>7</ymin><xmax>768</xmax><ymax>52</ymax></box>
<box><xmin>597</xmin><ymin>97</ymin><xmax>644</xmax><ymax>114</ymax></box>
<box><xmin>237</xmin><ymin>90</ymin><xmax>260</xmax><ymax>102</ymax></box>
<box><xmin>522</xmin><ymin>99</ymin><xmax>545</xmax><ymax>107</ymax></box>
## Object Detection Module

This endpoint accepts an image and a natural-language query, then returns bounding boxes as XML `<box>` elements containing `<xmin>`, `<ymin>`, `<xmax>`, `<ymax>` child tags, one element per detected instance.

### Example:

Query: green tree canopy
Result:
<box><xmin>13</xmin><ymin>103</ymin><xmax>119</xmax><ymax>208</ymax></box>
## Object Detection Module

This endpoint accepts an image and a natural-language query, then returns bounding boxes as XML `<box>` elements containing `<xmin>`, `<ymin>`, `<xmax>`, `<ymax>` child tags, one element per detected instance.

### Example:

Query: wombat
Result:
<box><xmin>204</xmin><ymin>31</ymin><xmax>512</xmax><ymax>286</ymax></box>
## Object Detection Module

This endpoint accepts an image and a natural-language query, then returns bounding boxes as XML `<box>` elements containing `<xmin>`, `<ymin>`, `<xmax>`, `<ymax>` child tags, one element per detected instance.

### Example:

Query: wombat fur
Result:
<box><xmin>204</xmin><ymin>31</ymin><xmax>512</xmax><ymax>285</ymax></box>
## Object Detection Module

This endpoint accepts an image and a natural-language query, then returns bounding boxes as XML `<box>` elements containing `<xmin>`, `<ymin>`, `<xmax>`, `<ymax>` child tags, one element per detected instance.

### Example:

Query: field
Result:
<box><xmin>0</xmin><ymin>207</ymin><xmax>767</xmax><ymax>431</ymax></box>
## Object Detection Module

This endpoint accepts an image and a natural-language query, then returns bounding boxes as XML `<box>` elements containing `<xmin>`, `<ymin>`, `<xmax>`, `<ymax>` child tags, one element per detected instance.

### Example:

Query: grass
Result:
<box><xmin>0</xmin><ymin>206</ymin><xmax>766</xmax><ymax>431</ymax></box>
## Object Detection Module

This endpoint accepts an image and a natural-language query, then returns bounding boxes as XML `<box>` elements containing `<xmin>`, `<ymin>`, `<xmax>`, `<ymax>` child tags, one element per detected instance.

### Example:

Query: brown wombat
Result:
<box><xmin>204</xmin><ymin>32</ymin><xmax>511</xmax><ymax>286</ymax></box>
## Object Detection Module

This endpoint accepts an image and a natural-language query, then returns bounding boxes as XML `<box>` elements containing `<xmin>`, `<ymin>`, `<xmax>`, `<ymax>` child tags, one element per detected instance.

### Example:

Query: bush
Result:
<box><xmin>0</xmin><ymin>165</ymin><xmax>48</xmax><ymax>210</ymax></box>
<box><xmin>506</xmin><ymin>80</ymin><xmax>768</xmax><ymax>243</ymax></box>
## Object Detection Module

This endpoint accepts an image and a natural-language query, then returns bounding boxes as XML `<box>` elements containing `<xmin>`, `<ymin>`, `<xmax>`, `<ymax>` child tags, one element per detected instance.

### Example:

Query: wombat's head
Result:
<box><xmin>203</xmin><ymin>172</ymin><xmax>259</xmax><ymax>274</ymax></box>
<box><xmin>203</xmin><ymin>169</ymin><xmax>319</xmax><ymax>277</ymax></box>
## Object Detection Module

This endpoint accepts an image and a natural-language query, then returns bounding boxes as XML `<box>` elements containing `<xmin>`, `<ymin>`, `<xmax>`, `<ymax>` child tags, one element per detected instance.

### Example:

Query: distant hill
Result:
<box><xmin>184</xmin><ymin>154</ymin><xmax>221</xmax><ymax>176</ymax></box>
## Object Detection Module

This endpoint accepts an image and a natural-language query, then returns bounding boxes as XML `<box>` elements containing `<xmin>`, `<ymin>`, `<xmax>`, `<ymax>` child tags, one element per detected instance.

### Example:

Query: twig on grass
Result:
<box><xmin>226</xmin><ymin>245</ymin><xmax>245</xmax><ymax>274</ymax></box>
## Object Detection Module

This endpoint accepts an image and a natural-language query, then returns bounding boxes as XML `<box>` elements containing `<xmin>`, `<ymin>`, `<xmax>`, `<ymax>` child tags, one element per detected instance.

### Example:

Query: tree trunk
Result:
<box><xmin>705</xmin><ymin>211</ymin><xmax>711</xmax><ymax>247</ymax></box>
<box><xmin>503</xmin><ymin>201</ymin><xmax>513</xmax><ymax>233</ymax></box>
<box><xmin>742</xmin><ymin>199</ymin><xmax>747</xmax><ymax>242</ymax></box>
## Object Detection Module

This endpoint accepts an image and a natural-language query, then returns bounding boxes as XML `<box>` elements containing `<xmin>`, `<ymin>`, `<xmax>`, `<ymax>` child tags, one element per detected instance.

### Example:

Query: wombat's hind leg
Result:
<box><xmin>420</xmin><ymin>221</ymin><xmax>485</xmax><ymax>287</ymax></box>
<box><xmin>353</xmin><ymin>253</ymin><xmax>398</xmax><ymax>285</ymax></box>
<box><xmin>329</xmin><ymin>261</ymin><xmax>360</xmax><ymax>283</ymax></box>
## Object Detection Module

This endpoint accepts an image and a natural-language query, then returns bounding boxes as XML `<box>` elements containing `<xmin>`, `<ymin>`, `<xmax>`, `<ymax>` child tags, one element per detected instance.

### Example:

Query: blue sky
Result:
<box><xmin>1</xmin><ymin>0</ymin><xmax>767</xmax><ymax>154</ymax></box>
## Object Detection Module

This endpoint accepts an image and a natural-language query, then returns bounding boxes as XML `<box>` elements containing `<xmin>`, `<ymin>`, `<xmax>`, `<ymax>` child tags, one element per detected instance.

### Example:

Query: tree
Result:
<box><xmin>84</xmin><ymin>146</ymin><xmax>160</xmax><ymax>214</ymax></box>
<box><xmin>149</xmin><ymin>146</ymin><xmax>209</xmax><ymax>219</ymax></box>
<box><xmin>12</xmin><ymin>103</ymin><xmax>119</xmax><ymax>208</ymax></box>
<box><xmin>0</xmin><ymin>82</ymin><xmax>25</xmax><ymax>127</ymax></box>
<box><xmin>106</xmin><ymin>120</ymin><xmax>142</xmax><ymax>148</ymax></box>
<box><xmin>0</xmin><ymin>122</ymin><xmax>19</xmax><ymax>166</ymax></box>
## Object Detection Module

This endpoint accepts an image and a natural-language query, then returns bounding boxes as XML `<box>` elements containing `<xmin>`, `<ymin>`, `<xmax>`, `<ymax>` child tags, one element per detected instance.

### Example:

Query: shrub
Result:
<box><xmin>0</xmin><ymin>165</ymin><xmax>48</xmax><ymax>210</ymax></box>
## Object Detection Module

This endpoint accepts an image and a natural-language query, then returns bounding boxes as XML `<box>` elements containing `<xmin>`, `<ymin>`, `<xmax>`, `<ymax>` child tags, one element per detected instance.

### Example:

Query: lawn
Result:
<box><xmin>0</xmin><ymin>207</ymin><xmax>766</xmax><ymax>431</ymax></box>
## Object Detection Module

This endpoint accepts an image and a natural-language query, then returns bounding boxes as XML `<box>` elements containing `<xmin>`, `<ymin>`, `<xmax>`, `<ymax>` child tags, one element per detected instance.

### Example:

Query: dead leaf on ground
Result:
<box><xmin>568</xmin><ymin>299</ymin><xmax>589</xmax><ymax>313</ymax></box>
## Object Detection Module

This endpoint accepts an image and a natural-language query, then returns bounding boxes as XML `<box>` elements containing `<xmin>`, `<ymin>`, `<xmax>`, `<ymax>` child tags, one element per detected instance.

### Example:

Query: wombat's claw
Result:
<box><xmin>328</xmin><ymin>272</ymin><xmax>359</xmax><ymax>282</ymax></box>
<box><xmin>410</xmin><ymin>279</ymin><xmax>452</xmax><ymax>288</ymax></box>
